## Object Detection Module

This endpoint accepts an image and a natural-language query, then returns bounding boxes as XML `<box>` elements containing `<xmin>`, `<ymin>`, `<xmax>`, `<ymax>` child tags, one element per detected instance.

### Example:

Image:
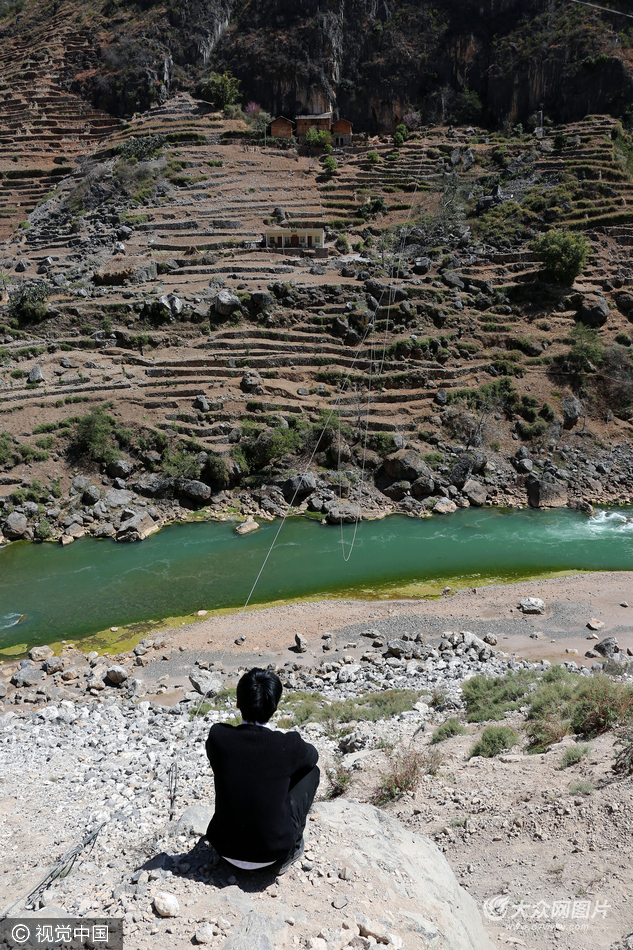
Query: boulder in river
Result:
<box><xmin>526</xmin><ymin>475</ymin><xmax>568</xmax><ymax>508</ymax></box>
<box><xmin>116</xmin><ymin>511</ymin><xmax>157</xmax><ymax>542</ymax></box>
<box><xmin>3</xmin><ymin>512</ymin><xmax>27</xmax><ymax>539</ymax></box>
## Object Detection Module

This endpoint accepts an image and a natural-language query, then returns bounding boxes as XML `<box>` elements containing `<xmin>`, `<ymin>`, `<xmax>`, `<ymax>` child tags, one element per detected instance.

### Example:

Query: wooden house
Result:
<box><xmin>270</xmin><ymin>116</ymin><xmax>294</xmax><ymax>139</ymax></box>
<box><xmin>332</xmin><ymin>118</ymin><xmax>353</xmax><ymax>146</ymax></box>
<box><xmin>295</xmin><ymin>112</ymin><xmax>333</xmax><ymax>142</ymax></box>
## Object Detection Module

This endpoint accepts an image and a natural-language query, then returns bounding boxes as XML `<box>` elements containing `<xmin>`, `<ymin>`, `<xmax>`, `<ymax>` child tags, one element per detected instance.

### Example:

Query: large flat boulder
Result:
<box><xmin>175</xmin><ymin>478</ymin><xmax>212</xmax><ymax>505</ymax></box>
<box><xmin>105</xmin><ymin>488</ymin><xmax>133</xmax><ymax>508</ymax></box>
<box><xmin>526</xmin><ymin>476</ymin><xmax>568</xmax><ymax>508</ymax></box>
<box><xmin>116</xmin><ymin>511</ymin><xmax>157</xmax><ymax>542</ymax></box>
<box><xmin>463</xmin><ymin>478</ymin><xmax>487</xmax><ymax>506</ymax></box>
<box><xmin>129</xmin><ymin>474</ymin><xmax>175</xmax><ymax>499</ymax></box>
<box><xmin>3</xmin><ymin>512</ymin><xmax>27</xmax><ymax>539</ymax></box>
<box><xmin>383</xmin><ymin>450</ymin><xmax>433</xmax><ymax>482</ymax></box>
<box><xmin>318</xmin><ymin>800</ymin><xmax>496</xmax><ymax>949</ymax></box>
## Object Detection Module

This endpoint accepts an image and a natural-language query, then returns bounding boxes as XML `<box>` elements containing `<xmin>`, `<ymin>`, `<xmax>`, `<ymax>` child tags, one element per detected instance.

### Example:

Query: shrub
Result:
<box><xmin>7</xmin><ymin>281</ymin><xmax>49</xmax><ymax>324</ymax></box>
<box><xmin>453</xmin><ymin>87</ymin><xmax>483</xmax><ymax>123</ymax></box>
<box><xmin>35</xmin><ymin>519</ymin><xmax>52</xmax><ymax>541</ymax></box>
<box><xmin>559</xmin><ymin>743</ymin><xmax>590</xmax><ymax>769</ymax></box>
<box><xmin>197</xmin><ymin>71</ymin><xmax>241</xmax><ymax>108</ymax></box>
<box><xmin>117</xmin><ymin>135</ymin><xmax>165</xmax><ymax>162</ymax></box>
<box><xmin>367</xmin><ymin>150</ymin><xmax>380</xmax><ymax>164</ymax></box>
<box><xmin>554</xmin><ymin>131</ymin><xmax>568</xmax><ymax>151</ymax></box>
<box><xmin>336</xmin><ymin>235</ymin><xmax>350</xmax><ymax>253</ymax></box>
<box><xmin>372</xmin><ymin>747</ymin><xmax>429</xmax><ymax>805</ymax></box>
<box><xmin>205</xmin><ymin>454</ymin><xmax>229</xmax><ymax>487</ymax></box>
<box><xmin>0</xmin><ymin>431</ymin><xmax>13</xmax><ymax>467</ymax></box>
<box><xmin>326</xmin><ymin>763</ymin><xmax>352</xmax><ymax>799</ymax></box>
<box><xmin>469</xmin><ymin>725</ymin><xmax>517</xmax><ymax>758</ymax></box>
<box><xmin>322</xmin><ymin>155</ymin><xmax>338</xmax><ymax>177</ymax></box>
<box><xmin>570</xmin><ymin>676</ymin><xmax>633</xmax><ymax>737</ymax></box>
<box><xmin>306</xmin><ymin>128</ymin><xmax>332</xmax><ymax>149</ymax></box>
<box><xmin>569</xmin><ymin>780</ymin><xmax>594</xmax><ymax>795</ymax></box>
<box><xmin>462</xmin><ymin>670</ymin><xmax>535</xmax><ymax>722</ymax></box>
<box><xmin>613</xmin><ymin>722</ymin><xmax>633</xmax><ymax>775</ymax></box>
<box><xmin>35</xmin><ymin>435</ymin><xmax>54</xmax><ymax>450</ymax></box>
<box><xmin>161</xmin><ymin>449</ymin><xmax>200</xmax><ymax>479</ymax></box>
<box><xmin>533</xmin><ymin>230</ymin><xmax>589</xmax><ymax>285</ymax></box>
<box><xmin>72</xmin><ymin>407</ymin><xmax>119</xmax><ymax>463</ymax></box>
<box><xmin>431</xmin><ymin>718</ymin><xmax>467</xmax><ymax>744</ymax></box>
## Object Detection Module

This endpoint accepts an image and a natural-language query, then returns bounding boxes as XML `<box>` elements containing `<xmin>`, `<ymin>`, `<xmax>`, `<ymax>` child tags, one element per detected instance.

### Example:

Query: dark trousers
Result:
<box><xmin>284</xmin><ymin>765</ymin><xmax>320</xmax><ymax>854</ymax></box>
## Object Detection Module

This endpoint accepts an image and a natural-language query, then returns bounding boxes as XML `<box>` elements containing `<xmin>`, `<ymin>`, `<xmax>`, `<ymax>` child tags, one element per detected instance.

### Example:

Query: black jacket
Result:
<box><xmin>205</xmin><ymin>723</ymin><xmax>318</xmax><ymax>862</ymax></box>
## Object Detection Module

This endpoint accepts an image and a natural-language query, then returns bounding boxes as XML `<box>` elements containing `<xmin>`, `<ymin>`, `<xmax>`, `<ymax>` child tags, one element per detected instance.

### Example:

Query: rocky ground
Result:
<box><xmin>2</xmin><ymin>579</ymin><xmax>633</xmax><ymax>949</ymax></box>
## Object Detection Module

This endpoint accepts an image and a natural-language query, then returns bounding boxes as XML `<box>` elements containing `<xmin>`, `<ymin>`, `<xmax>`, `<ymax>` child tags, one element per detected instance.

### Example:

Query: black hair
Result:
<box><xmin>236</xmin><ymin>667</ymin><xmax>283</xmax><ymax>723</ymax></box>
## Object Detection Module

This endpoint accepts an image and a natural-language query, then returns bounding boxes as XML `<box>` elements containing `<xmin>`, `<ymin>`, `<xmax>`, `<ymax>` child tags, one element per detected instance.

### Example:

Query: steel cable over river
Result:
<box><xmin>1</xmin><ymin>506</ymin><xmax>633</xmax><ymax>652</ymax></box>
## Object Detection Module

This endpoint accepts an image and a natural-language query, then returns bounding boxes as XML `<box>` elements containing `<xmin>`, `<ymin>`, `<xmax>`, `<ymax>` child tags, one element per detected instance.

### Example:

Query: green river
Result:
<box><xmin>1</xmin><ymin>507</ymin><xmax>632</xmax><ymax>653</ymax></box>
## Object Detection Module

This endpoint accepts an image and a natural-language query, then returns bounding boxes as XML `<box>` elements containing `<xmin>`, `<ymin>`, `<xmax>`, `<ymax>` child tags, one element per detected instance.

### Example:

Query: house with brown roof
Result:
<box><xmin>332</xmin><ymin>118</ymin><xmax>353</xmax><ymax>146</ymax></box>
<box><xmin>295</xmin><ymin>112</ymin><xmax>333</xmax><ymax>142</ymax></box>
<box><xmin>270</xmin><ymin>116</ymin><xmax>294</xmax><ymax>139</ymax></box>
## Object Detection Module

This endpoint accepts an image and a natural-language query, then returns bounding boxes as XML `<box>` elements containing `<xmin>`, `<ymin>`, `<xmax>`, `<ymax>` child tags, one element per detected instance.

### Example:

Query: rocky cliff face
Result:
<box><xmin>2</xmin><ymin>0</ymin><xmax>633</xmax><ymax>126</ymax></box>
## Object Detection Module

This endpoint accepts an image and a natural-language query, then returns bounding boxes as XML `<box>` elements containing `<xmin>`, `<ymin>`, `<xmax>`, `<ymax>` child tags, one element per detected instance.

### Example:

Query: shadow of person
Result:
<box><xmin>135</xmin><ymin>836</ymin><xmax>281</xmax><ymax>895</ymax></box>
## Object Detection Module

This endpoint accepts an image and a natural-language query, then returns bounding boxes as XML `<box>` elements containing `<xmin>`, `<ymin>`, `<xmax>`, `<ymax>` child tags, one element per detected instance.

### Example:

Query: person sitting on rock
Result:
<box><xmin>205</xmin><ymin>666</ymin><xmax>320</xmax><ymax>874</ymax></box>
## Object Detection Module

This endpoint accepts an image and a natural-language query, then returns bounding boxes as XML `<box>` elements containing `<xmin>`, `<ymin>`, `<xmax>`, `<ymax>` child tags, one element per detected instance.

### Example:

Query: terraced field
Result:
<box><xmin>2</xmin><ymin>79</ymin><xmax>633</xmax><ymax>528</ymax></box>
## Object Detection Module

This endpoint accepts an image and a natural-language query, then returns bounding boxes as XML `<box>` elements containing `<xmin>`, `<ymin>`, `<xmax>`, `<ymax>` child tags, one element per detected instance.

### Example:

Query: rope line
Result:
<box><xmin>0</xmin><ymin>824</ymin><xmax>105</xmax><ymax>920</ymax></box>
<box><xmin>567</xmin><ymin>0</ymin><xmax>633</xmax><ymax>19</ymax></box>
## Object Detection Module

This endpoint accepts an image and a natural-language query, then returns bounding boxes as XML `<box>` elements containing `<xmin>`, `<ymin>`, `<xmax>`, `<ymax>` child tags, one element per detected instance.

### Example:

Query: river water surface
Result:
<box><xmin>1</xmin><ymin>507</ymin><xmax>633</xmax><ymax>652</ymax></box>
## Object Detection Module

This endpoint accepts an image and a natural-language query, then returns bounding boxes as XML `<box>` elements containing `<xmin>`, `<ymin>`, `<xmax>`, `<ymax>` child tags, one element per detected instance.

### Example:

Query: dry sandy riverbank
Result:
<box><xmin>145</xmin><ymin>571</ymin><xmax>633</xmax><ymax>690</ymax></box>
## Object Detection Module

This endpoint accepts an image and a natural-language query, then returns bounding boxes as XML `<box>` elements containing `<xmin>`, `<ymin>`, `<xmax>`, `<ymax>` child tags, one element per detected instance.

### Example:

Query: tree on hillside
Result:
<box><xmin>533</xmin><ymin>230</ymin><xmax>588</xmax><ymax>284</ymax></box>
<box><xmin>197</xmin><ymin>71</ymin><xmax>241</xmax><ymax>109</ymax></box>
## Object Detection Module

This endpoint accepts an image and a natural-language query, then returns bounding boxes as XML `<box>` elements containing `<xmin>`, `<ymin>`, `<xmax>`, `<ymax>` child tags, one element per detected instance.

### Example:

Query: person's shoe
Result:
<box><xmin>276</xmin><ymin>836</ymin><xmax>304</xmax><ymax>876</ymax></box>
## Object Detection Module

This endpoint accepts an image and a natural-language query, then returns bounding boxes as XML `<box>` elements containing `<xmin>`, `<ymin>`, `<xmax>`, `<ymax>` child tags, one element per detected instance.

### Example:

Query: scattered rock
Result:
<box><xmin>235</xmin><ymin>517</ymin><xmax>259</xmax><ymax>535</ymax></box>
<box><xmin>433</xmin><ymin>498</ymin><xmax>457</xmax><ymax>515</ymax></box>
<box><xmin>587</xmin><ymin>619</ymin><xmax>605</xmax><ymax>631</ymax></box>
<box><xmin>578</xmin><ymin>292</ymin><xmax>610</xmax><ymax>328</ymax></box>
<box><xmin>594</xmin><ymin>636</ymin><xmax>618</xmax><ymax>657</ymax></box>
<box><xmin>519</xmin><ymin>597</ymin><xmax>546</xmax><ymax>614</ymax></box>
<box><xmin>106</xmin><ymin>665</ymin><xmax>129</xmax><ymax>685</ymax></box>
<box><xmin>153</xmin><ymin>892</ymin><xmax>180</xmax><ymax>918</ymax></box>
<box><xmin>28</xmin><ymin>645</ymin><xmax>54</xmax><ymax>662</ymax></box>
<box><xmin>188</xmin><ymin>671</ymin><xmax>223</xmax><ymax>696</ymax></box>
<box><xmin>526</xmin><ymin>476</ymin><xmax>568</xmax><ymax>508</ymax></box>
<box><xmin>295</xmin><ymin>633</ymin><xmax>308</xmax><ymax>653</ymax></box>
<box><xmin>3</xmin><ymin>512</ymin><xmax>27</xmax><ymax>539</ymax></box>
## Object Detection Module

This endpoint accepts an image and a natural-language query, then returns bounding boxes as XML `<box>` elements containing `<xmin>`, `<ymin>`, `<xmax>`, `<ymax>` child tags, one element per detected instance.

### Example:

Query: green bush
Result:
<box><xmin>36</xmin><ymin>519</ymin><xmax>52</xmax><ymax>541</ymax></box>
<box><xmin>72</xmin><ymin>407</ymin><xmax>119</xmax><ymax>463</ymax></box>
<box><xmin>559</xmin><ymin>743</ymin><xmax>590</xmax><ymax>769</ymax></box>
<box><xmin>0</xmin><ymin>431</ymin><xmax>13</xmax><ymax>467</ymax></box>
<box><xmin>7</xmin><ymin>281</ymin><xmax>49</xmax><ymax>324</ymax></box>
<box><xmin>116</xmin><ymin>135</ymin><xmax>165</xmax><ymax>162</ymax></box>
<box><xmin>306</xmin><ymin>128</ymin><xmax>332</xmax><ymax>149</ymax></box>
<box><xmin>322</xmin><ymin>156</ymin><xmax>338</xmax><ymax>177</ymax></box>
<box><xmin>453</xmin><ymin>87</ymin><xmax>483</xmax><ymax>124</ymax></box>
<box><xmin>462</xmin><ymin>670</ymin><xmax>535</xmax><ymax>722</ymax></box>
<box><xmin>469</xmin><ymin>725</ymin><xmax>517</xmax><ymax>758</ymax></box>
<box><xmin>533</xmin><ymin>230</ymin><xmax>589</xmax><ymax>285</ymax></box>
<box><xmin>197</xmin><ymin>71</ymin><xmax>241</xmax><ymax>108</ymax></box>
<box><xmin>526</xmin><ymin>669</ymin><xmax>633</xmax><ymax>751</ymax></box>
<box><xmin>431</xmin><ymin>718</ymin><xmax>467</xmax><ymax>744</ymax></box>
<box><xmin>161</xmin><ymin>449</ymin><xmax>200</xmax><ymax>479</ymax></box>
<box><xmin>35</xmin><ymin>435</ymin><xmax>54</xmax><ymax>451</ymax></box>
<box><xmin>367</xmin><ymin>150</ymin><xmax>380</xmax><ymax>164</ymax></box>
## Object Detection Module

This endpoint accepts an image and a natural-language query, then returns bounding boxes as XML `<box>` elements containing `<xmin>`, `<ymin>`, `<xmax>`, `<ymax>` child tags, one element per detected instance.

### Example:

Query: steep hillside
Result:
<box><xmin>1</xmin><ymin>0</ymin><xmax>633</xmax><ymax>127</ymax></box>
<box><xmin>3</xmin><ymin>93</ymin><xmax>633</xmax><ymax>545</ymax></box>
